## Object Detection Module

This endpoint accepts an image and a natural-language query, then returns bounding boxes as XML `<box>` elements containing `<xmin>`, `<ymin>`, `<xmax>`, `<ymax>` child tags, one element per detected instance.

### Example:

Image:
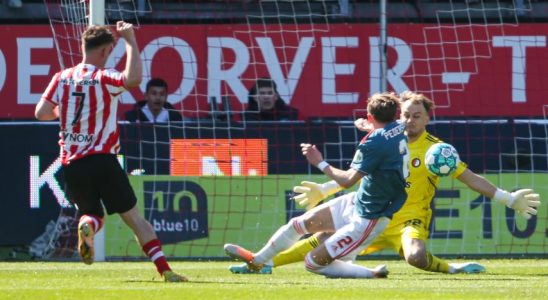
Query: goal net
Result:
<box><xmin>402</xmin><ymin>0</ymin><xmax>546</xmax><ymax>256</ymax></box>
<box><xmin>40</xmin><ymin>0</ymin><xmax>546</xmax><ymax>261</ymax></box>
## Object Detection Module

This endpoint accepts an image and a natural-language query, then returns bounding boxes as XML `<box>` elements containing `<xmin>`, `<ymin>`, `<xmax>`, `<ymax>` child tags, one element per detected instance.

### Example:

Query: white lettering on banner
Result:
<box><xmin>17</xmin><ymin>38</ymin><xmax>53</xmax><ymax>104</ymax></box>
<box><xmin>322</xmin><ymin>37</ymin><xmax>359</xmax><ymax>103</ymax></box>
<box><xmin>140</xmin><ymin>37</ymin><xmax>198</xmax><ymax>105</ymax></box>
<box><xmin>369</xmin><ymin>37</ymin><xmax>411</xmax><ymax>95</ymax></box>
<box><xmin>256</xmin><ymin>37</ymin><xmax>313</xmax><ymax>103</ymax></box>
<box><xmin>442</xmin><ymin>72</ymin><xmax>471</xmax><ymax>84</ymax></box>
<box><xmin>231</xmin><ymin>156</ymin><xmax>241</xmax><ymax>176</ymax></box>
<box><xmin>0</xmin><ymin>49</ymin><xmax>5</xmax><ymax>92</ymax></box>
<box><xmin>207</xmin><ymin>37</ymin><xmax>249</xmax><ymax>104</ymax></box>
<box><xmin>29</xmin><ymin>156</ymin><xmax>70</xmax><ymax>208</ymax></box>
<box><xmin>8</xmin><ymin>28</ymin><xmax>545</xmax><ymax>118</ymax></box>
<box><xmin>153</xmin><ymin>218</ymin><xmax>199</xmax><ymax>232</ymax></box>
<box><xmin>202</xmin><ymin>156</ymin><xmax>224</xmax><ymax>175</ymax></box>
<box><xmin>201</xmin><ymin>156</ymin><xmax>244</xmax><ymax>175</ymax></box>
<box><xmin>29</xmin><ymin>155</ymin><xmax>124</xmax><ymax>209</ymax></box>
<box><xmin>492</xmin><ymin>35</ymin><xmax>546</xmax><ymax>103</ymax></box>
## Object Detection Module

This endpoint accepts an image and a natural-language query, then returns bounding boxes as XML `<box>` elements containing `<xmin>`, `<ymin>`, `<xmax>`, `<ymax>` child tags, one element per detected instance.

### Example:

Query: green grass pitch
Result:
<box><xmin>1</xmin><ymin>259</ymin><xmax>546</xmax><ymax>299</ymax></box>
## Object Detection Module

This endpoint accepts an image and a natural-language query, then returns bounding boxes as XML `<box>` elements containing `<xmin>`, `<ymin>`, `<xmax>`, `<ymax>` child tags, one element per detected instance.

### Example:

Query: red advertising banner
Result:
<box><xmin>0</xmin><ymin>23</ymin><xmax>545</xmax><ymax>120</ymax></box>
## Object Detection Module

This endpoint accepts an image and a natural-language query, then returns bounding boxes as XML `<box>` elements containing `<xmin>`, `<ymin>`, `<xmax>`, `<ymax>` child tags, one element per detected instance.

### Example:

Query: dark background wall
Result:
<box><xmin>1</xmin><ymin>119</ymin><xmax>545</xmax><ymax>245</ymax></box>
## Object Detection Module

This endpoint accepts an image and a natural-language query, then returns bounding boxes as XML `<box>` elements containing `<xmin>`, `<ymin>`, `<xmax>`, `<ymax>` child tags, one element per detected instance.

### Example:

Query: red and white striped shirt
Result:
<box><xmin>41</xmin><ymin>63</ymin><xmax>127</xmax><ymax>165</ymax></box>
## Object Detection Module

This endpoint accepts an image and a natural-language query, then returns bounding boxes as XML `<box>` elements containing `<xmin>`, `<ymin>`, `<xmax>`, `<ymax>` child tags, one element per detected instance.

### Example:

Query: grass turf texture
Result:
<box><xmin>0</xmin><ymin>259</ymin><xmax>546</xmax><ymax>299</ymax></box>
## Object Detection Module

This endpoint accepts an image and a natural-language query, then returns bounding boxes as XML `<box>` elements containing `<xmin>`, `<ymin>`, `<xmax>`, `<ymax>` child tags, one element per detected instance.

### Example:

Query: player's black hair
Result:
<box><xmin>146</xmin><ymin>78</ymin><xmax>168</xmax><ymax>93</ymax></box>
<box><xmin>247</xmin><ymin>78</ymin><xmax>283</xmax><ymax>111</ymax></box>
<box><xmin>249</xmin><ymin>78</ymin><xmax>277</xmax><ymax>96</ymax></box>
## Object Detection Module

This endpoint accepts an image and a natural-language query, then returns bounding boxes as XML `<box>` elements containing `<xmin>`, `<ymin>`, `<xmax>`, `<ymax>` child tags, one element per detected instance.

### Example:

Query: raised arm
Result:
<box><xmin>457</xmin><ymin>168</ymin><xmax>540</xmax><ymax>219</ymax></box>
<box><xmin>116</xmin><ymin>21</ymin><xmax>142</xmax><ymax>88</ymax></box>
<box><xmin>456</xmin><ymin>169</ymin><xmax>497</xmax><ymax>197</ymax></box>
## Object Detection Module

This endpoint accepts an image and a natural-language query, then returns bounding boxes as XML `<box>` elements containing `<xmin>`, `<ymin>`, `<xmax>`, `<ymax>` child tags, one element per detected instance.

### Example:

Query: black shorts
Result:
<box><xmin>63</xmin><ymin>154</ymin><xmax>137</xmax><ymax>218</ymax></box>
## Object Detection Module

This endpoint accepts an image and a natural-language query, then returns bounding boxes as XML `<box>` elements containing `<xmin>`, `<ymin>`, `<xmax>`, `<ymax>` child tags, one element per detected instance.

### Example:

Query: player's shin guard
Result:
<box><xmin>424</xmin><ymin>251</ymin><xmax>450</xmax><ymax>273</ymax></box>
<box><xmin>304</xmin><ymin>253</ymin><xmax>375</xmax><ymax>278</ymax></box>
<box><xmin>272</xmin><ymin>234</ymin><xmax>319</xmax><ymax>267</ymax></box>
<box><xmin>142</xmin><ymin>239</ymin><xmax>171</xmax><ymax>275</ymax></box>
<box><xmin>253</xmin><ymin>218</ymin><xmax>307</xmax><ymax>265</ymax></box>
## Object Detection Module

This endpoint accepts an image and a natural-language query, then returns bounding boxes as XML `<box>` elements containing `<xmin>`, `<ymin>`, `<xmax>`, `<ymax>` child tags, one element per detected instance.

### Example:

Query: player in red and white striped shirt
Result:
<box><xmin>35</xmin><ymin>21</ymin><xmax>187</xmax><ymax>282</ymax></box>
<box><xmin>40</xmin><ymin>65</ymin><xmax>125</xmax><ymax>164</ymax></box>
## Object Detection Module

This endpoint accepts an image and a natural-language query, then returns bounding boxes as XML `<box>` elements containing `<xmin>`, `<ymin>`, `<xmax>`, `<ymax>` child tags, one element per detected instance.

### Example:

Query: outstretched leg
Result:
<box><xmin>120</xmin><ymin>206</ymin><xmax>188</xmax><ymax>282</ymax></box>
<box><xmin>225</xmin><ymin>203</ymin><xmax>336</xmax><ymax>270</ymax></box>
<box><xmin>304</xmin><ymin>216</ymin><xmax>389</xmax><ymax>278</ymax></box>
<box><xmin>402</xmin><ymin>231</ymin><xmax>485</xmax><ymax>274</ymax></box>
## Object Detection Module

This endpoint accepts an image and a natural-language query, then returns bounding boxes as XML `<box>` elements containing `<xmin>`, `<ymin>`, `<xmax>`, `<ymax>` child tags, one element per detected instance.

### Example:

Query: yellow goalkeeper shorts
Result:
<box><xmin>360</xmin><ymin>216</ymin><xmax>430</xmax><ymax>256</ymax></box>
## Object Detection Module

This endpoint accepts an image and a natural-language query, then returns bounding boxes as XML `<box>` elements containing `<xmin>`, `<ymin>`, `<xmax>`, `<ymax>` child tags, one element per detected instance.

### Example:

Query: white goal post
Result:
<box><xmin>89</xmin><ymin>0</ymin><xmax>105</xmax><ymax>26</ymax></box>
<box><xmin>89</xmin><ymin>0</ymin><xmax>106</xmax><ymax>263</ymax></box>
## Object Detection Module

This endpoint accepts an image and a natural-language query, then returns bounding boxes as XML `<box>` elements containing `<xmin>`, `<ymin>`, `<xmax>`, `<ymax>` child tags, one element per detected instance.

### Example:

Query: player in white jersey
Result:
<box><xmin>224</xmin><ymin>93</ymin><xmax>407</xmax><ymax>279</ymax></box>
<box><xmin>35</xmin><ymin>21</ymin><xmax>187</xmax><ymax>282</ymax></box>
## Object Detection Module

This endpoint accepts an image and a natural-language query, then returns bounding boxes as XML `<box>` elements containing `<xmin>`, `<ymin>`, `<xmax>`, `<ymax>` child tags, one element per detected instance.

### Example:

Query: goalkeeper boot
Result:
<box><xmin>372</xmin><ymin>264</ymin><xmax>389</xmax><ymax>278</ymax></box>
<box><xmin>449</xmin><ymin>262</ymin><xmax>486</xmax><ymax>274</ymax></box>
<box><xmin>229</xmin><ymin>263</ymin><xmax>273</xmax><ymax>274</ymax></box>
<box><xmin>224</xmin><ymin>243</ymin><xmax>263</xmax><ymax>272</ymax></box>
<box><xmin>77</xmin><ymin>221</ymin><xmax>95</xmax><ymax>265</ymax></box>
<box><xmin>163</xmin><ymin>270</ymin><xmax>188</xmax><ymax>282</ymax></box>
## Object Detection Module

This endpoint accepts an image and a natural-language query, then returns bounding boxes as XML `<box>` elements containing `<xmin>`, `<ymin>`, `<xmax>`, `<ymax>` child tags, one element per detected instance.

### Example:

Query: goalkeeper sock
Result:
<box><xmin>253</xmin><ymin>218</ymin><xmax>307</xmax><ymax>265</ymax></box>
<box><xmin>423</xmin><ymin>251</ymin><xmax>450</xmax><ymax>273</ymax></box>
<box><xmin>142</xmin><ymin>239</ymin><xmax>171</xmax><ymax>275</ymax></box>
<box><xmin>79</xmin><ymin>214</ymin><xmax>103</xmax><ymax>233</ymax></box>
<box><xmin>272</xmin><ymin>234</ymin><xmax>320</xmax><ymax>267</ymax></box>
<box><xmin>304</xmin><ymin>253</ymin><xmax>374</xmax><ymax>278</ymax></box>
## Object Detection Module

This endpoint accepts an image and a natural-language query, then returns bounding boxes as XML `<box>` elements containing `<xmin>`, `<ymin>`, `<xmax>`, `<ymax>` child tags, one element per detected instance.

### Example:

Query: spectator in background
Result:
<box><xmin>244</xmin><ymin>78</ymin><xmax>299</xmax><ymax>121</ymax></box>
<box><xmin>124</xmin><ymin>78</ymin><xmax>183</xmax><ymax>123</ymax></box>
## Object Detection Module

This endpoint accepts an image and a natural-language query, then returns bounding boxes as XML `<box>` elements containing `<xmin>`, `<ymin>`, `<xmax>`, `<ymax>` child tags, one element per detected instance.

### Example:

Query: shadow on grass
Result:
<box><xmin>402</xmin><ymin>272</ymin><xmax>548</xmax><ymax>280</ymax></box>
<box><xmin>417</xmin><ymin>277</ymin><xmax>527</xmax><ymax>281</ymax></box>
<box><xmin>122</xmin><ymin>279</ymin><xmax>310</xmax><ymax>285</ymax></box>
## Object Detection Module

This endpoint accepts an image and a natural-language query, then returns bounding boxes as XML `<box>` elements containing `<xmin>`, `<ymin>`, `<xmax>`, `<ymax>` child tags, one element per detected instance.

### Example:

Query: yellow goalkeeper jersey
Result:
<box><xmin>391</xmin><ymin>130</ymin><xmax>467</xmax><ymax>222</ymax></box>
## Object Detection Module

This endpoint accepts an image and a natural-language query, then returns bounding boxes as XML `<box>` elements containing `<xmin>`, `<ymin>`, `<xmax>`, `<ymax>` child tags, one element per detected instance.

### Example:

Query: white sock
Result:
<box><xmin>253</xmin><ymin>218</ymin><xmax>306</xmax><ymax>265</ymax></box>
<box><xmin>305</xmin><ymin>253</ymin><xmax>374</xmax><ymax>278</ymax></box>
<box><xmin>341</xmin><ymin>254</ymin><xmax>357</xmax><ymax>263</ymax></box>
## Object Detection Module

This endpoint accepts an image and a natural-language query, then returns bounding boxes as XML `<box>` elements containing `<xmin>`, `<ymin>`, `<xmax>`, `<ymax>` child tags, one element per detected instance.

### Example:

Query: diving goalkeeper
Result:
<box><xmin>229</xmin><ymin>91</ymin><xmax>540</xmax><ymax>275</ymax></box>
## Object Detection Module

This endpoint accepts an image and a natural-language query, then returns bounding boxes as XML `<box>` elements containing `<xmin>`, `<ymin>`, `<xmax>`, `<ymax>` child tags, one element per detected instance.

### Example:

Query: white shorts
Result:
<box><xmin>324</xmin><ymin>209</ymin><xmax>389</xmax><ymax>260</ymax></box>
<box><xmin>325</xmin><ymin>192</ymin><xmax>356</xmax><ymax>230</ymax></box>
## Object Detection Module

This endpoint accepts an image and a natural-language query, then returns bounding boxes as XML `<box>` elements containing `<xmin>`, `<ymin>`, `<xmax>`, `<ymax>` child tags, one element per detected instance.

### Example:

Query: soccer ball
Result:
<box><xmin>424</xmin><ymin>143</ymin><xmax>460</xmax><ymax>177</ymax></box>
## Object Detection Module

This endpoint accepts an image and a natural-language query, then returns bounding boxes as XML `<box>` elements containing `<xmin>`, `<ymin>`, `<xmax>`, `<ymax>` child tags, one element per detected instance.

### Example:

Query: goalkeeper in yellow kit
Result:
<box><xmin>229</xmin><ymin>91</ymin><xmax>541</xmax><ymax>275</ymax></box>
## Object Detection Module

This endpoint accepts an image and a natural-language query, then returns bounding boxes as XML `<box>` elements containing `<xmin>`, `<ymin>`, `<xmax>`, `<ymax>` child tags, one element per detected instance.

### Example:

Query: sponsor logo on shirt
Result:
<box><xmin>61</xmin><ymin>131</ymin><xmax>94</xmax><ymax>144</ymax></box>
<box><xmin>61</xmin><ymin>78</ymin><xmax>99</xmax><ymax>86</ymax></box>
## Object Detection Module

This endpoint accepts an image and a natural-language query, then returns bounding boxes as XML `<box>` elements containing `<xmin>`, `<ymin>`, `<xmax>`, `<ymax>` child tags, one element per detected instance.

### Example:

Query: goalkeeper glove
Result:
<box><xmin>493</xmin><ymin>188</ymin><xmax>541</xmax><ymax>219</ymax></box>
<box><xmin>292</xmin><ymin>180</ymin><xmax>343</xmax><ymax>210</ymax></box>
